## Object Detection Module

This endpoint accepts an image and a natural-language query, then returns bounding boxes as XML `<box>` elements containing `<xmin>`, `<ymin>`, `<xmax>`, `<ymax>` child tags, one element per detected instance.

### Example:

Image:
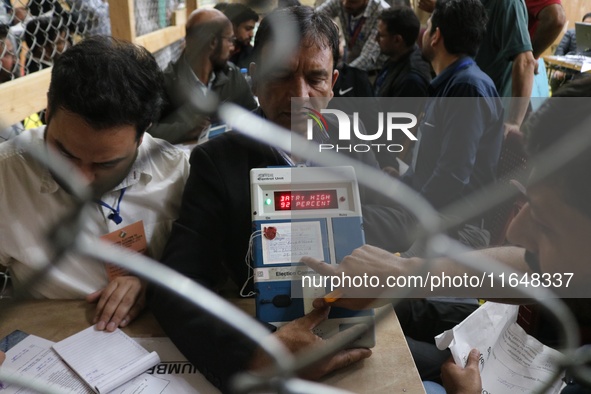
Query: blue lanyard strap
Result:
<box><xmin>96</xmin><ymin>187</ymin><xmax>126</xmax><ymax>225</ymax></box>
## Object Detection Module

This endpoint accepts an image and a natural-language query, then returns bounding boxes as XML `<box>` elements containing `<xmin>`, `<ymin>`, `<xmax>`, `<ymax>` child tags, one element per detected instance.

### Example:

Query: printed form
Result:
<box><xmin>435</xmin><ymin>302</ymin><xmax>566</xmax><ymax>393</ymax></box>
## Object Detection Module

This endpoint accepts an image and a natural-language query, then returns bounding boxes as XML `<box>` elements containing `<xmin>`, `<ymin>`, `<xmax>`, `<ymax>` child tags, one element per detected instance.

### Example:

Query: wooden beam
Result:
<box><xmin>186</xmin><ymin>0</ymin><xmax>198</xmax><ymax>16</ymax></box>
<box><xmin>134</xmin><ymin>26</ymin><xmax>185</xmax><ymax>54</ymax></box>
<box><xmin>171</xmin><ymin>8</ymin><xmax>187</xmax><ymax>27</ymax></box>
<box><xmin>108</xmin><ymin>0</ymin><xmax>136</xmax><ymax>42</ymax></box>
<box><xmin>0</xmin><ymin>68</ymin><xmax>51</xmax><ymax>126</ymax></box>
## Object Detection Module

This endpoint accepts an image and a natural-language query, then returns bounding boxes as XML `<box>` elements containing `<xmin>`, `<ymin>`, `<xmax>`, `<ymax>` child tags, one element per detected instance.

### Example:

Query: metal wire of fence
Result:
<box><xmin>135</xmin><ymin>0</ymin><xmax>183</xmax><ymax>68</ymax></box>
<box><xmin>1</xmin><ymin>5</ymin><xmax>591</xmax><ymax>394</ymax></box>
<box><xmin>0</xmin><ymin>0</ymin><xmax>184</xmax><ymax>141</ymax></box>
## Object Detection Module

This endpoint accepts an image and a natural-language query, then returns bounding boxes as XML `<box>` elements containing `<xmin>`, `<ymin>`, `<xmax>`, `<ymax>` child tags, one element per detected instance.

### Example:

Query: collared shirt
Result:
<box><xmin>403</xmin><ymin>57</ymin><xmax>504</xmax><ymax>212</ymax></box>
<box><xmin>317</xmin><ymin>0</ymin><xmax>389</xmax><ymax>71</ymax></box>
<box><xmin>0</xmin><ymin>127</ymin><xmax>189</xmax><ymax>298</ymax></box>
<box><xmin>179</xmin><ymin>55</ymin><xmax>217</xmax><ymax>95</ymax></box>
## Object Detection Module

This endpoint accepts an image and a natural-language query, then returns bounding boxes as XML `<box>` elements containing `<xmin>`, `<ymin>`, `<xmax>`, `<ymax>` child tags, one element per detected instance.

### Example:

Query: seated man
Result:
<box><xmin>304</xmin><ymin>78</ymin><xmax>591</xmax><ymax>394</ymax></box>
<box><xmin>221</xmin><ymin>3</ymin><xmax>259</xmax><ymax>69</ymax></box>
<box><xmin>149</xmin><ymin>6</ymin><xmax>419</xmax><ymax>392</ymax></box>
<box><xmin>148</xmin><ymin>8</ymin><xmax>257</xmax><ymax>144</ymax></box>
<box><xmin>0</xmin><ymin>36</ymin><xmax>189</xmax><ymax>332</ymax></box>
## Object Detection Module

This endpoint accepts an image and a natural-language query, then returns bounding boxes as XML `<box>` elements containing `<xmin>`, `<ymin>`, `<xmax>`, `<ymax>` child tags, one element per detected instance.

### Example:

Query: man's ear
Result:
<box><xmin>327</xmin><ymin>69</ymin><xmax>339</xmax><ymax>99</ymax></box>
<box><xmin>209</xmin><ymin>34</ymin><xmax>218</xmax><ymax>50</ymax></box>
<box><xmin>331</xmin><ymin>69</ymin><xmax>339</xmax><ymax>90</ymax></box>
<box><xmin>431</xmin><ymin>27</ymin><xmax>441</xmax><ymax>47</ymax></box>
<box><xmin>249</xmin><ymin>62</ymin><xmax>258</xmax><ymax>95</ymax></box>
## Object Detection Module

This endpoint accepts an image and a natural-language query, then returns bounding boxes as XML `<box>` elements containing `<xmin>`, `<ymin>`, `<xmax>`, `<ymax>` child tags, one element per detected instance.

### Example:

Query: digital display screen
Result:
<box><xmin>274</xmin><ymin>190</ymin><xmax>338</xmax><ymax>210</ymax></box>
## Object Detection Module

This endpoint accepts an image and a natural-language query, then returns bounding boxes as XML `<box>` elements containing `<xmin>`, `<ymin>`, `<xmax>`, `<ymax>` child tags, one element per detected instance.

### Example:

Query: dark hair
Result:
<box><xmin>430</xmin><ymin>0</ymin><xmax>487</xmax><ymax>57</ymax></box>
<box><xmin>47</xmin><ymin>36</ymin><xmax>164</xmax><ymax>140</ymax></box>
<box><xmin>583</xmin><ymin>12</ymin><xmax>591</xmax><ymax>22</ymax></box>
<box><xmin>524</xmin><ymin>78</ymin><xmax>591</xmax><ymax>218</ymax></box>
<box><xmin>223</xmin><ymin>3</ymin><xmax>259</xmax><ymax>26</ymax></box>
<box><xmin>378</xmin><ymin>7</ymin><xmax>420</xmax><ymax>47</ymax></box>
<box><xmin>277</xmin><ymin>0</ymin><xmax>302</xmax><ymax>9</ymax></box>
<box><xmin>0</xmin><ymin>24</ymin><xmax>8</xmax><ymax>41</ymax></box>
<box><xmin>214</xmin><ymin>2</ymin><xmax>229</xmax><ymax>12</ymax></box>
<box><xmin>25</xmin><ymin>16</ymin><xmax>66</xmax><ymax>50</ymax></box>
<box><xmin>254</xmin><ymin>6</ymin><xmax>339</xmax><ymax>68</ymax></box>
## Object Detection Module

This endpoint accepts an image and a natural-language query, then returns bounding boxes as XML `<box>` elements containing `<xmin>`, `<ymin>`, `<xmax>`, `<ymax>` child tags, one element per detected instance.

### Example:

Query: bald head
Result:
<box><xmin>185</xmin><ymin>8</ymin><xmax>235</xmax><ymax>69</ymax></box>
<box><xmin>186</xmin><ymin>8</ymin><xmax>230</xmax><ymax>32</ymax></box>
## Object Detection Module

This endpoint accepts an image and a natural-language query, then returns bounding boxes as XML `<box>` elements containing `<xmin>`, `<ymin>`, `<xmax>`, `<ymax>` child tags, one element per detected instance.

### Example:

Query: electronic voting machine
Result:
<box><xmin>250</xmin><ymin>166</ymin><xmax>375</xmax><ymax>348</ymax></box>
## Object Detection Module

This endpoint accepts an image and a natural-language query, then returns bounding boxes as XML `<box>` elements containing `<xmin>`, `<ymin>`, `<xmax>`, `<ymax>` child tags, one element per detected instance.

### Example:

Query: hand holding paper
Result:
<box><xmin>441</xmin><ymin>348</ymin><xmax>482</xmax><ymax>394</ymax></box>
<box><xmin>435</xmin><ymin>302</ymin><xmax>566</xmax><ymax>394</ymax></box>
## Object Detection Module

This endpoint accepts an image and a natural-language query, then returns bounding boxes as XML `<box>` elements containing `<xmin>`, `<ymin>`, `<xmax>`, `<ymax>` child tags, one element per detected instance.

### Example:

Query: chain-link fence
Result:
<box><xmin>135</xmin><ymin>0</ymin><xmax>183</xmax><ymax>68</ymax></box>
<box><xmin>0</xmin><ymin>0</ymin><xmax>186</xmax><ymax>141</ymax></box>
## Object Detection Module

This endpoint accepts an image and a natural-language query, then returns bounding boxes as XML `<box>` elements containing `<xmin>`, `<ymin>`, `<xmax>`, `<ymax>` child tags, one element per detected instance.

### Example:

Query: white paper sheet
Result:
<box><xmin>0</xmin><ymin>333</ymin><xmax>219</xmax><ymax>394</ymax></box>
<box><xmin>53</xmin><ymin>327</ymin><xmax>160</xmax><ymax>393</ymax></box>
<box><xmin>435</xmin><ymin>302</ymin><xmax>566</xmax><ymax>394</ymax></box>
<box><xmin>0</xmin><ymin>335</ymin><xmax>92</xmax><ymax>394</ymax></box>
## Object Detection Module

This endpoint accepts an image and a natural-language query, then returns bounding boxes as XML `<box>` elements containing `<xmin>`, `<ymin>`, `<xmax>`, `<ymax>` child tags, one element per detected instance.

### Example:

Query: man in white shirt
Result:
<box><xmin>0</xmin><ymin>36</ymin><xmax>189</xmax><ymax>332</ymax></box>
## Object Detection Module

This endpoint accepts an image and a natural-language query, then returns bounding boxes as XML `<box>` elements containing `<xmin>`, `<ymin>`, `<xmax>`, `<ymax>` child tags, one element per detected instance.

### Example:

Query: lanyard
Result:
<box><xmin>347</xmin><ymin>15</ymin><xmax>366</xmax><ymax>50</ymax></box>
<box><xmin>97</xmin><ymin>188</ymin><xmax>126</xmax><ymax>225</ymax></box>
<box><xmin>374</xmin><ymin>66</ymin><xmax>390</xmax><ymax>95</ymax></box>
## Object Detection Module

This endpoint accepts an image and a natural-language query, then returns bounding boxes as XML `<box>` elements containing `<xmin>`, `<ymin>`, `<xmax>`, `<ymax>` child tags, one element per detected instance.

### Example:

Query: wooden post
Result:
<box><xmin>186</xmin><ymin>0</ymin><xmax>198</xmax><ymax>17</ymax></box>
<box><xmin>108</xmin><ymin>0</ymin><xmax>136</xmax><ymax>42</ymax></box>
<box><xmin>0</xmin><ymin>68</ymin><xmax>51</xmax><ymax>126</ymax></box>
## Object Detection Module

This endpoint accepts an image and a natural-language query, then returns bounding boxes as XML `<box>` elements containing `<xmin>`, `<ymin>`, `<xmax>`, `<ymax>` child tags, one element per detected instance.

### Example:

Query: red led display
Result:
<box><xmin>274</xmin><ymin>190</ymin><xmax>338</xmax><ymax>210</ymax></box>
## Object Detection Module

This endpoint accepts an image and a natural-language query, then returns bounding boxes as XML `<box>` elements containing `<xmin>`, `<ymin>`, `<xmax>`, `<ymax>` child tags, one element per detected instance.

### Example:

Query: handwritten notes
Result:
<box><xmin>53</xmin><ymin>327</ymin><xmax>160</xmax><ymax>393</ymax></box>
<box><xmin>262</xmin><ymin>221</ymin><xmax>324</xmax><ymax>265</ymax></box>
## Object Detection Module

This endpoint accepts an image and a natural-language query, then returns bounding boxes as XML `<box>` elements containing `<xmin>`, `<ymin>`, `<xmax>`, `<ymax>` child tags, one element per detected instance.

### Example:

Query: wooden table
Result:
<box><xmin>543</xmin><ymin>55</ymin><xmax>591</xmax><ymax>73</ymax></box>
<box><xmin>0</xmin><ymin>299</ymin><xmax>425</xmax><ymax>394</ymax></box>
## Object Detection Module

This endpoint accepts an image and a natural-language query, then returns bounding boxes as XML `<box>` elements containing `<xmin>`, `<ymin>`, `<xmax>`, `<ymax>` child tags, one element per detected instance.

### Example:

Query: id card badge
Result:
<box><xmin>100</xmin><ymin>220</ymin><xmax>147</xmax><ymax>281</ymax></box>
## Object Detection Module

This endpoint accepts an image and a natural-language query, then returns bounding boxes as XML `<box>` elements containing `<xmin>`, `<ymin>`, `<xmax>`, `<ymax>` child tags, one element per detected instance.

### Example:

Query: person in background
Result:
<box><xmin>526</xmin><ymin>0</ymin><xmax>565</xmax><ymax>60</ymax></box>
<box><xmin>551</xmin><ymin>12</ymin><xmax>591</xmax><ymax>92</ymax></box>
<box><xmin>316</xmin><ymin>0</ymin><xmax>390</xmax><ymax>72</ymax></box>
<box><xmin>24</xmin><ymin>16</ymin><xmax>69</xmax><ymax>74</ymax></box>
<box><xmin>221</xmin><ymin>3</ymin><xmax>259</xmax><ymax>69</ymax></box>
<box><xmin>525</xmin><ymin>0</ymin><xmax>565</xmax><ymax>99</ymax></box>
<box><xmin>0</xmin><ymin>23</ymin><xmax>23</xmax><ymax>143</ymax></box>
<box><xmin>303</xmin><ymin>77</ymin><xmax>591</xmax><ymax>394</ymax></box>
<box><xmin>374</xmin><ymin>6</ymin><xmax>430</xmax><ymax>98</ymax></box>
<box><xmin>0</xmin><ymin>23</ymin><xmax>15</xmax><ymax>83</ymax></box>
<box><xmin>372</xmin><ymin>6</ymin><xmax>431</xmax><ymax>169</ymax></box>
<box><xmin>147</xmin><ymin>8</ymin><xmax>257</xmax><ymax>144</ymax></box>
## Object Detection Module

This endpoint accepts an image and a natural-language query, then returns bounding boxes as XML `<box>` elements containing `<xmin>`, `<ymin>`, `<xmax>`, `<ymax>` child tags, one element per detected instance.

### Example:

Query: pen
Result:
<box><xmin>323</xmin><ymin>289</ymin><xmax>344</xmax><ymax>303</ymax></box>
<box><xmin>323</xmin><ymin>252</ymin><xmax>401</xmax><ymax>303</ymax></box>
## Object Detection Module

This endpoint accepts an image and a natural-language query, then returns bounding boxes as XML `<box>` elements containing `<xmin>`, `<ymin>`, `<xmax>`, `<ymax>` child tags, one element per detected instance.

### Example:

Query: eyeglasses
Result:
<box><xmin>220</xmin><ymin>35</ymin><xmax>236</xmax><ymax>45</ymax></box>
